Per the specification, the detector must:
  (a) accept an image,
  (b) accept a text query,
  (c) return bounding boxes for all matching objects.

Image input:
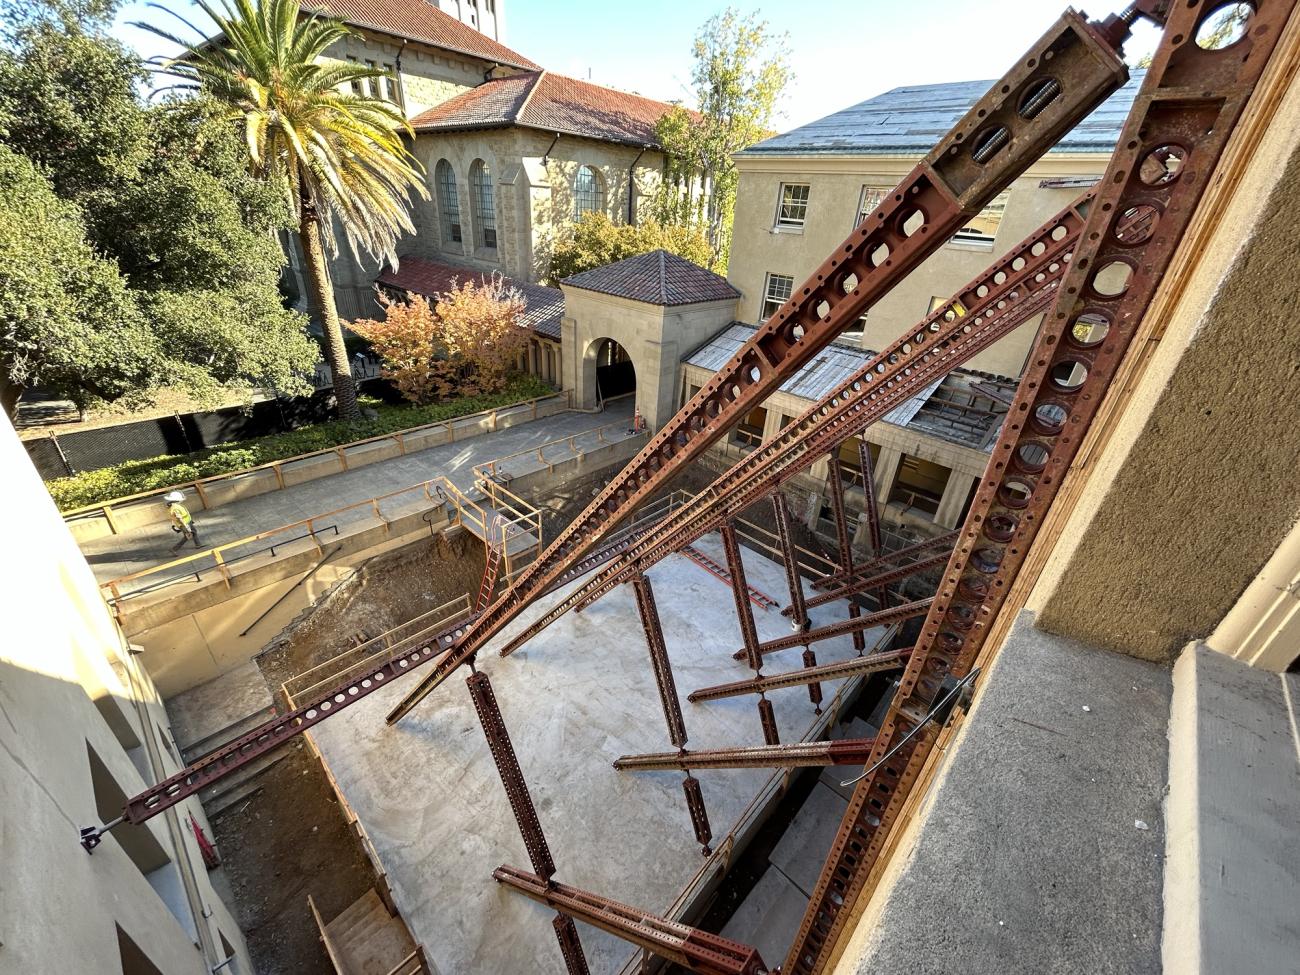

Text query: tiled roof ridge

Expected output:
[658,249,668,304]
[514,69,545,122]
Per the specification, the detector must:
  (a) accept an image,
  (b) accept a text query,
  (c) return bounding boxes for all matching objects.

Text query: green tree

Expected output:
[0,16,318,418]
[146,0,428,422]
[548,212,713,283]
[651,8,792,270]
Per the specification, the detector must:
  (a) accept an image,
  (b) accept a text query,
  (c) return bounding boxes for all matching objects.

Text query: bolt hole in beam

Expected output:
[1070,311,1111,346]
[1115,204,1160,244]
[1139,143,1188,185]
[1090,260,1133,297]
[1196,1,1256,50]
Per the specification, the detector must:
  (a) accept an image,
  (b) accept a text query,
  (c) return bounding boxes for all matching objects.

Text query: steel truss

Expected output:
[386,11,1131,722]
[783,4,1296,971]
[690,649,912,704]
[614,737,880,772]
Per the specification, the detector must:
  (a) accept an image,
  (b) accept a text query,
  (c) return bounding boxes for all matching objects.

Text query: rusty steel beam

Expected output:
[690,648,912,703]
[386,15,1131,723]
[803,648,823,713]
[826,455,867,653]
[632,573,688,750]
[682,774,713,855]
[772,493,810,630]
[805,550,953,611]
[505,216,1077,657]
[721,522,763,672]
[467,671,556,881]
[808,531,960,594]
[494,866,769,975]
[615,737,880,772]
[857,440,888,608]
[732,599,932,660]
[552,915,590,975]
[758,697,780,746]
[784,6,1296,971]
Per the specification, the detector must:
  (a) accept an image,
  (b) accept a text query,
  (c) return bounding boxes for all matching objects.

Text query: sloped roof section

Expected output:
[740,72,1144,157]
[411,70,676,147]
[301,0,539,70]
[376,256,563,339]
[561,251,740,307]
[685,323,940,428]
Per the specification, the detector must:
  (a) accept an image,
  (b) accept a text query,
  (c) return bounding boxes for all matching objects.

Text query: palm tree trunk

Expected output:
[298,204,361,423]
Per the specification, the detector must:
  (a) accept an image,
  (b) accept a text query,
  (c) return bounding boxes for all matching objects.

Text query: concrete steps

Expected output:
[181,705,278,764]
[199,744,293,818]
[323,889,420,975]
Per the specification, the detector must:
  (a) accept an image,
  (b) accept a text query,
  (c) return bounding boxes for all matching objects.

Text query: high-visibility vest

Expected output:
[168,503,193,529]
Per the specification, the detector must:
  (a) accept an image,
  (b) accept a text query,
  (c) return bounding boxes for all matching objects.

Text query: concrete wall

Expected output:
[563,289,737,428]
[728,154,1108,377]
[0,414,251,974]
[1028,76,1300,667]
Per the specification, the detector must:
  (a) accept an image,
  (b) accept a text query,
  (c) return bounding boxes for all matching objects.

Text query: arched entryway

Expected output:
[589,337,636,401]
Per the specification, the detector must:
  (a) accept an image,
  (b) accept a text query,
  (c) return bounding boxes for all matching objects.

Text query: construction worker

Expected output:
[165,491,202,550]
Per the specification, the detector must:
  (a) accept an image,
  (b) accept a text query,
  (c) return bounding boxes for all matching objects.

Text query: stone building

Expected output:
[281,0,679,323]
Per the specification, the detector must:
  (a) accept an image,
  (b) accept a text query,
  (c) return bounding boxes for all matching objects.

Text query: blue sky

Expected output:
[111,0,1160,129]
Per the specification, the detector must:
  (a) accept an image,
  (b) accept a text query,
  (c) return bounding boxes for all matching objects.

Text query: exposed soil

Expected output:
[209,743,376,975]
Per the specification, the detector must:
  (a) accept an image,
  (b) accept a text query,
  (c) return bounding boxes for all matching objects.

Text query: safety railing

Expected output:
[281,594,473,708]
[471,416,649,485]
[62,390,572,535]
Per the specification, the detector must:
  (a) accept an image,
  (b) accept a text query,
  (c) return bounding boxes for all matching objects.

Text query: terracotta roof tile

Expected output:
[376,256,563,339]
[411,70,676,147]
[301,0,539,70]
[562,250,739,307]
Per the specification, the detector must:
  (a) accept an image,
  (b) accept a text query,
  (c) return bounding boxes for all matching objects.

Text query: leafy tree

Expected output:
[146,0,428,422]
[651,8,792,270]
[353,278,528,403]
[548,211,713,283]
[0,16,318,418]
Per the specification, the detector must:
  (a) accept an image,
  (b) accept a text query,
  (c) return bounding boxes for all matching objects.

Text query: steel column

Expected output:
[784,7,1295,969]
[809,532,959,593]
[827,455,866,652]
[772,493,810,630]
[632,573,687,750]
[857,439,887,607]
[805,550,953,611]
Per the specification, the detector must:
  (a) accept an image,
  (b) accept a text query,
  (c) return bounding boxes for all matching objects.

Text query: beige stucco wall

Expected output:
[728,154,1109,377]
[0,413,251,974]
[1027,76,1300,667]
[562,288,736,428]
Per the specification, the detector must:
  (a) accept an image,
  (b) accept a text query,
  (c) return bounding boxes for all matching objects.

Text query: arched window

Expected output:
[573,165,606,218]
[469,159,496,250]
[434,159,461,245]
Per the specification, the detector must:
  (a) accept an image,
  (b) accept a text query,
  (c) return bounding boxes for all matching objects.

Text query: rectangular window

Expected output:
[732,405,767,451]
[888,454,950,518]
[775,183,810,230]
[856,185,887,228]
[762,272,794,320]
[363,59,378,98]
[381,63,400,106]
[346,56,362,95]
[952,189,1009,245]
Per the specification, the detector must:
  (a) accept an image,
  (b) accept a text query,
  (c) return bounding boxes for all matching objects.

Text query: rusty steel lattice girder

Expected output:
[804,549,954,612]
[733,598,933,660]
[690,648,913,704]
[467,671,556,882]
[807,531,960,595]
[384,14,1132,723]
[494,866,769,975]
[720,522,764,673]
[772,493,811,630]
[783,4,1298,972]
[552,915,590,975]
[632,573,689,750]
[614,737,881,773]
[502,195,1088,653]
[682,773,713,855]
[826,454,868,653]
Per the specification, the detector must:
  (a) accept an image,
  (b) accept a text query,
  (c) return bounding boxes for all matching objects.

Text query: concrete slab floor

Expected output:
[308,531,891,975]
[721,866,809,968]
[164,660,273,751]
[80,400,634,584]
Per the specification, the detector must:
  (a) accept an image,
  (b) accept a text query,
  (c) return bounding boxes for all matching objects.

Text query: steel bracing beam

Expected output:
[731,598,932,660]
[807,531,959,595]
[385,14,1132,722]
[772,493,810,630]
[632,573,688,749]
[467,670,590,974]
[827,454,868,653]
[494,866,769,975]
[690,648,912,703]
[783,6,1296,971]
[804,550,953,612]
[614,737,880,772]
[489,198,1083,659]
[857,439,886,607]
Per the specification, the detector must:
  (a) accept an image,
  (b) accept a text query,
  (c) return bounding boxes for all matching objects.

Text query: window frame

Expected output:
[761,272,794,320]
[855,184,888,230]
[774,182,811,231]
[950,188,1010,247]
[469,158,497,252]
[573,165,606,219]
[435,159,462,246]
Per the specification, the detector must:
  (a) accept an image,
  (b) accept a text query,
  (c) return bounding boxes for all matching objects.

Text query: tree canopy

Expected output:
[650,7,792,270]
[0,11,318,417]
[548,212,713,284]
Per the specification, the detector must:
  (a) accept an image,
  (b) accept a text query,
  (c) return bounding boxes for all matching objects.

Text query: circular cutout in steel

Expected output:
[1016,442,1050,472]
[1115,203,1159,245]
[1139,144,1187,186]
[1090,260,1133,297]
[1070,311,1110,347]
[1196,2,1253,50]
[1049,359,1088,391]
[999,478,1034,509]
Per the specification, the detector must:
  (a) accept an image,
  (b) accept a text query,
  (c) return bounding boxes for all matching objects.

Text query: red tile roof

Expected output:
[376,256,563,338]
[411,70,677,147]
[561,250,739,307]
[301,0,539,70]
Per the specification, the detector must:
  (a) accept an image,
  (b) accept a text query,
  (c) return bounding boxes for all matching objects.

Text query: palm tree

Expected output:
[143,0,427,421]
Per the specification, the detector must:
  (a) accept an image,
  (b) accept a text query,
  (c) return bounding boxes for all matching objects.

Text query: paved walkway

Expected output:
[82,400,635,585]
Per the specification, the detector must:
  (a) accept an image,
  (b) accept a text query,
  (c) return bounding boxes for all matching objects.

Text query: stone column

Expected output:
[934,470,978,529]
[872,447,904,502]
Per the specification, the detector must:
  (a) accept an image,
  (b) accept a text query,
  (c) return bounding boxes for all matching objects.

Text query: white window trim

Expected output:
[761,272,794,320]
[773,183,810,234]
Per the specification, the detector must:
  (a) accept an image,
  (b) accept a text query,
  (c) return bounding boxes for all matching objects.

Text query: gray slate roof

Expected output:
[741,72,1145,157]
[562,250,740,306]
[684,323,939,427]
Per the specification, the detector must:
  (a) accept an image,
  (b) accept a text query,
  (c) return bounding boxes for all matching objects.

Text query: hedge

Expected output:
[49,376,554,512]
